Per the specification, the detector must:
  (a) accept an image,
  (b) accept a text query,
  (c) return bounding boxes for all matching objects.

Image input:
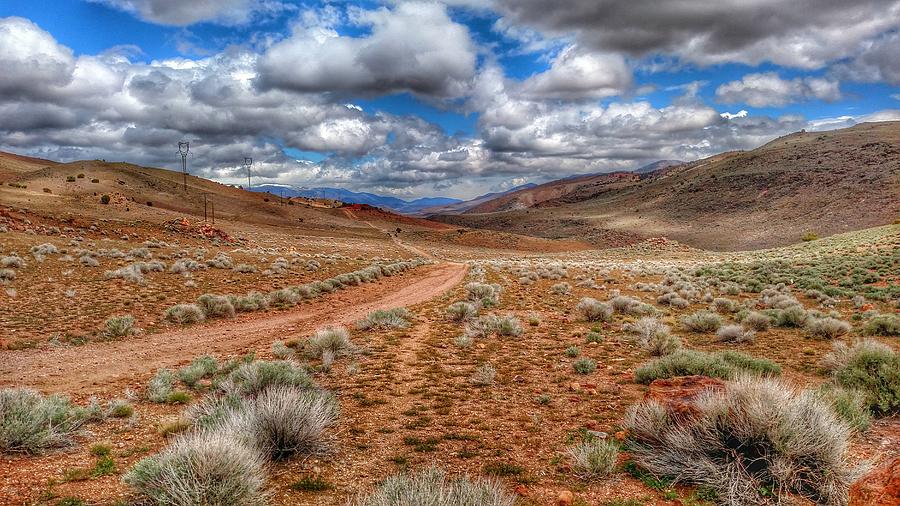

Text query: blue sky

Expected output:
[1,0,898,199]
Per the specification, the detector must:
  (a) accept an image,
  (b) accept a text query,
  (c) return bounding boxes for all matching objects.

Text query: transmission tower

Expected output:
[178,141,190,191]
[243,157,253,190]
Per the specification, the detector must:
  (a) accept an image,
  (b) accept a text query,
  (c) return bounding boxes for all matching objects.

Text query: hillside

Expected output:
[432,122,900,250]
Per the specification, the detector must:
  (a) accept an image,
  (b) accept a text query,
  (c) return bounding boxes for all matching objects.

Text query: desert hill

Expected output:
[432,121,900,250]
[0,151,585,253]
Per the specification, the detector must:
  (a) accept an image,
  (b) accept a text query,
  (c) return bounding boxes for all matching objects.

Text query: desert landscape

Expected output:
[1,2,899,506]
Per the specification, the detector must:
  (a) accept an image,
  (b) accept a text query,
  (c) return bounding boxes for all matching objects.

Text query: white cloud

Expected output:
[720,110,748,119]
[492,0,900,70]
[256,2,477,98]
[715,72,841,107]
[521,45,632,99]
[0,17,75,97]
[90,0,291,26]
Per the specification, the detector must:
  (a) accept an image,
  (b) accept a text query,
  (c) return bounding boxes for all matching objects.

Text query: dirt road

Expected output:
[0,262,467,395]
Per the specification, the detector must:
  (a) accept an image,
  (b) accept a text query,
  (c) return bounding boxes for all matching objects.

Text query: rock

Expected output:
[514,484,528,496]
[850,457,900,505]
[556,490,574,506]
[645,375,725,418]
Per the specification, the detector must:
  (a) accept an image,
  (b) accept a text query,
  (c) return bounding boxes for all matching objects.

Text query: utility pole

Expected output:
[178,141,190,191]
[243,157,252,190]
[201,192,212,222]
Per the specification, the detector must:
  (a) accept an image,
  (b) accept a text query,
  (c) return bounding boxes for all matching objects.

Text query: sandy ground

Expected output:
[0,262,467,395]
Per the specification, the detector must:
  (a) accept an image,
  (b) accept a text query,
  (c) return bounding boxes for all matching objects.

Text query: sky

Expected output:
[0,0,898,200]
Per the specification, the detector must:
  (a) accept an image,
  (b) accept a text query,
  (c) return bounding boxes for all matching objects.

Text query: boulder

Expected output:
[850,457,900,505]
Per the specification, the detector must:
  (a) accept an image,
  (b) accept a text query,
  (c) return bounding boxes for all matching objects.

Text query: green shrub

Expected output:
[465,282,500,307]
[357,308,411,330]
[573,358,597,375]
[825,340,899,415]
[775,305,808,327]
[585,331,603,344]
[634,349,780,384]
[861,314,900,336]
[178,355,219,388]
[221,360,314,397]
[681,311,722,332]
[164,304,205,325]
[494,315,523,337]
[124,431,268,505]
[352,466,515,506]
[806,317,851,339]
[305,326,353,360]
[103,315,135,338]
[225,386,338,460]
[625,376,855,505]
[446,302,478,322]
[470,363,496,386]
[816,385,871,433]
[196,294,236,319]
[147,369,176,403]
[106,399,134,418]
[575,298,613,322]
[741,311,772,331]
[0,389,97,454]
[568,438,618,480]
[100,194,110,204]
[715,324,755,343]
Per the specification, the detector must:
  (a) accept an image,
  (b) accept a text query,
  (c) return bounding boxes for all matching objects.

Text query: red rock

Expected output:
[850,457,900,505]
[514,484,528,496]
[644,375,725,418]
[556,490,574,506]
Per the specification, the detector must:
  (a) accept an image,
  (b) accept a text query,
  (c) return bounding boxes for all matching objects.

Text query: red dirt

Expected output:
[0,262,467,395]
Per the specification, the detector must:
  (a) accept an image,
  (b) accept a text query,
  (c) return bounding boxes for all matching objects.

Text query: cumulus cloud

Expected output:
[256,2,476,97]
[715,72,842,107]
[90,0,291,26]
[836,31,900,85]
[0,17,75,97]
[1,5,897,200]
[493,0,900,69]
[521,45,632,99]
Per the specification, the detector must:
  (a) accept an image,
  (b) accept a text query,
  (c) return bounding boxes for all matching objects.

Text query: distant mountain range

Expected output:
[249,185,462,214]
[416,182,539,215]
[251,162,679,216]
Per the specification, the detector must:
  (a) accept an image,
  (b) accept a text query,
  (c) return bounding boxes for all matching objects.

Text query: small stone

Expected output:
[514,484,528,496]
[557,490,574,506]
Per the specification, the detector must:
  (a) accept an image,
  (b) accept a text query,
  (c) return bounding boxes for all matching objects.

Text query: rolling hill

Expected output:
[431,122,900,250]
